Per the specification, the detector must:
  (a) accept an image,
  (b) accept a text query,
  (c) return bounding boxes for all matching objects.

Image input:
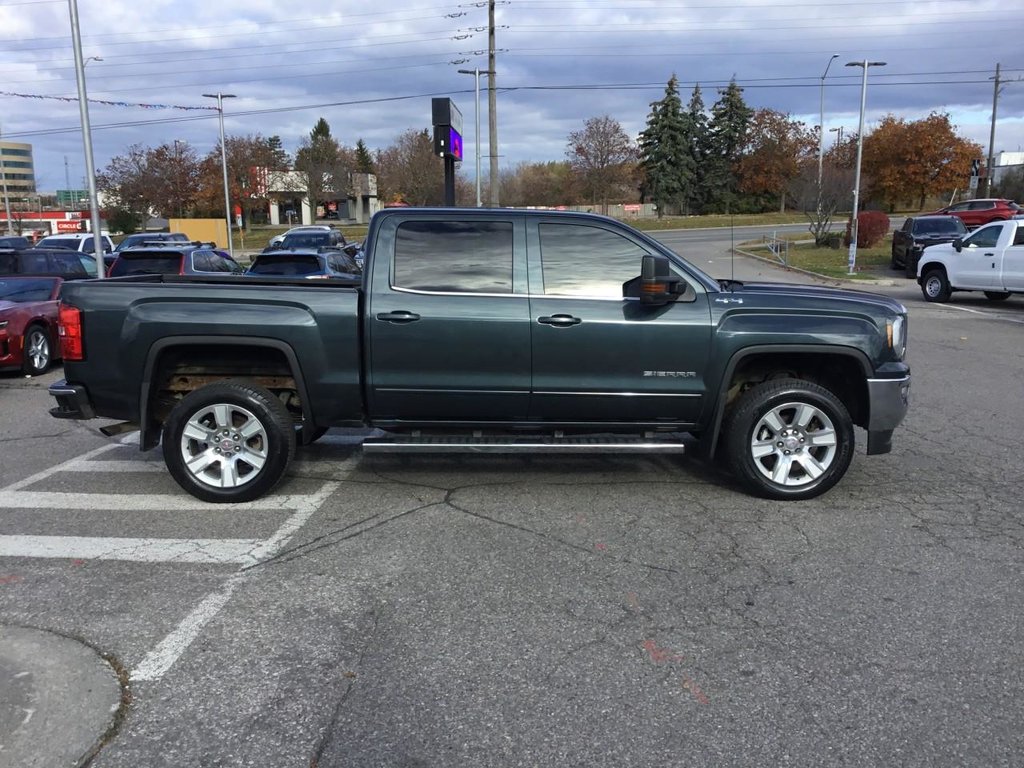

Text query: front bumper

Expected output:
[48,379,95,420]
[865,372,911,455]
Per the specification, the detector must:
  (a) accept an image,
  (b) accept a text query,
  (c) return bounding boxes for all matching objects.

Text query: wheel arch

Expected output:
[702,345,871,459]
[139,336,311,451]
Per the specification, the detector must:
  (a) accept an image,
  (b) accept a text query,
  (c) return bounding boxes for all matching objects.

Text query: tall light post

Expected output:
[0,123,12,235]
[84,55,102,66]
[845,60,885,274]
[829,126,844,146]
[202,93,236,258]
[817,54,839,206]
[458,68,493,207]
[68,0,105,278]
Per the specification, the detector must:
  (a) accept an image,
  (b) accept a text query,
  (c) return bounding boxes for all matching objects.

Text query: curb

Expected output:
[732,247,900,287]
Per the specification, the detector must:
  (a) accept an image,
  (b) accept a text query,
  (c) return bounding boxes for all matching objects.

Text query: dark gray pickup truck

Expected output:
[49,208,910,503]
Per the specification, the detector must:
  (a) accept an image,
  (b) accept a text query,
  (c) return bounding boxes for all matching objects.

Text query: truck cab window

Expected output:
[393,221,513,294]
[538,223,649,298]
[963,226,1001,249]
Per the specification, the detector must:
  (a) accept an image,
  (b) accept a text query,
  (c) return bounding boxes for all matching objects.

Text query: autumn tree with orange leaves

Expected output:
[862,113,981,210]
[735,108,816,212]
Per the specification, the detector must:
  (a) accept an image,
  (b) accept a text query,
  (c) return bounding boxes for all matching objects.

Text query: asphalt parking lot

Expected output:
[1,254,1023,767]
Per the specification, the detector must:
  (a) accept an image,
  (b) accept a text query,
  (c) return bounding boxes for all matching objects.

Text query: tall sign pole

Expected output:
[68,0,106,277]
[432,98,464,206]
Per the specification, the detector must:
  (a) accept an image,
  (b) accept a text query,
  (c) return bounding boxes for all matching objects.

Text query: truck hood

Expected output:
[715,280,906,315]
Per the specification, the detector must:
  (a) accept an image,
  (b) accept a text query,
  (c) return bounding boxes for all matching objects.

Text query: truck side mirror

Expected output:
[637,254,680,306]
[953,238,963,252]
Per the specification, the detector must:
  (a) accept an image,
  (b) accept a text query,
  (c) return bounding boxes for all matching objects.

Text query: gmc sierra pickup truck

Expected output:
[49,208,911,503]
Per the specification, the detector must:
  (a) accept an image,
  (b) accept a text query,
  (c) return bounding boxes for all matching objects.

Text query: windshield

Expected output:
[35,237,78,250]
[0,278,58,302]
[914,218,965,235]
[279,232,336,249]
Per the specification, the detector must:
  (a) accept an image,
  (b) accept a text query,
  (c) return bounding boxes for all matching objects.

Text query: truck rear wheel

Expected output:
[723,378,855,501]
[163,380,296,503]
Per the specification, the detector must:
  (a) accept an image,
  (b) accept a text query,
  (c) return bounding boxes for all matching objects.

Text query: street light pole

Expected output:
[845,60,886,274]
[202,93,236,258]
[817,54,839,208]
[829,126,844,146]
[68,0,105,278]
[0,123,12,235]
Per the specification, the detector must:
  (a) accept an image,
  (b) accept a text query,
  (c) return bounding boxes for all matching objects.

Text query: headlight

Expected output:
[887,316,907,360]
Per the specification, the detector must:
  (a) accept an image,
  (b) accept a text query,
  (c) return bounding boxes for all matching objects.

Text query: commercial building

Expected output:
[0,140,36,196]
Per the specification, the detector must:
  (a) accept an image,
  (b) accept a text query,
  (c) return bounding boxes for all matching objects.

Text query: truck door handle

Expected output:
[537,314,581,327]
[376,311,421,323]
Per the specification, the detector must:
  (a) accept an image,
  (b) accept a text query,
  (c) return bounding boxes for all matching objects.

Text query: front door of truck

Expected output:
[956,224,1003,289]
[527,220,712,426]
[367,216,531,422]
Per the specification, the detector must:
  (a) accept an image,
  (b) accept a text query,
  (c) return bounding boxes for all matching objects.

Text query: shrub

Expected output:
[842,210,891,249]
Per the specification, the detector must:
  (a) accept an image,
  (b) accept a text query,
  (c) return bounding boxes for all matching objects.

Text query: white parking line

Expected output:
[0,535,263,564]
[0,490,309,511]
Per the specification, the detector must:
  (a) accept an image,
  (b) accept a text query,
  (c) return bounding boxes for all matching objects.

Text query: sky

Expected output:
[1,0,1023,194]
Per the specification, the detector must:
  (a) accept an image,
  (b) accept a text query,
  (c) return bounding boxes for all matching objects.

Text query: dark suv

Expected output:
[108,243,244,277]
[891,215,969,277]
[0,247,90,280]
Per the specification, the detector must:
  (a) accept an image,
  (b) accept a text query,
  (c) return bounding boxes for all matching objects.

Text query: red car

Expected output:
[929,198,1021,229]
[0,276,62,376]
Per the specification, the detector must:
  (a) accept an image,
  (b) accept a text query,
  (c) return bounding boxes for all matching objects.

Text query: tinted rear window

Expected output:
[110,253,184,276]
[35,237,78,250]
[279,232,336,249]
[248,256,322,275]
[0,278,58,301]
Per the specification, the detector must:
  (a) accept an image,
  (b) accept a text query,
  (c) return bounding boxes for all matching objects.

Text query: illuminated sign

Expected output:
[433,124,464,161]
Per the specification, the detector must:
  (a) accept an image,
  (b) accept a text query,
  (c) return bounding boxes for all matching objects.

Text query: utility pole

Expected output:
[202,93,237,258]
[487,0,499,206]
[981,63,1001,198]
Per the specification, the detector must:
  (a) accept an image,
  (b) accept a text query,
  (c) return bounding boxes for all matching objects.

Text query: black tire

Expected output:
[162,379,296,503]
[722,378,855,501]
[21,325,52,376]
[921,268,951,303]
[984,291,1011,301]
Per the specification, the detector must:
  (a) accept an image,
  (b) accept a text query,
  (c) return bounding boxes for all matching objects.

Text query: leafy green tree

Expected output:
[704,79,753,212]
[686,84,709,214]
[639,75,694,218]
[354,139,375,174]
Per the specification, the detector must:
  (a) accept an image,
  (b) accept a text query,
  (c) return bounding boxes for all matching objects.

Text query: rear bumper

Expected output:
[48,379,95,420]
[865,372,911,455]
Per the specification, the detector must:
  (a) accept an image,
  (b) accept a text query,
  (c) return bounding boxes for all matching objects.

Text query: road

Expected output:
[1,236,1023,767]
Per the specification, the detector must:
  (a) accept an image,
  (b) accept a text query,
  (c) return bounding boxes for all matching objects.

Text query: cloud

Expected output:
[1,0,1021,190]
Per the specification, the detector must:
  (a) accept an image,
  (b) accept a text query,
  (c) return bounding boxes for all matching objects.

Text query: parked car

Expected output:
[108,244,245,277]
[917,218,1024,303]
[890,215,968,277]
[245,249,361,280]
[0,247,90,280]
[928,199,1021,229]
[266,225,335,249]
[263,229,347,253]
[113,232,190,253]
[0,236,32,249]
[0,275,62,375]
[35,233,115,256]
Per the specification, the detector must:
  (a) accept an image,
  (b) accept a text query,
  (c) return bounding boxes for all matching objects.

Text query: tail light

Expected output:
[58,303,84,361]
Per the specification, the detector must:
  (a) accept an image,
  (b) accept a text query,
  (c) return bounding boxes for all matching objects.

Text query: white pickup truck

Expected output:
[918,218,1024,303]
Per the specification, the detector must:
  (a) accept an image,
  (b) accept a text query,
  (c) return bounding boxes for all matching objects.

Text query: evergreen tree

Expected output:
[266,135,290,169]
[705,79,753,212]
[638,74,693,218]
[354,139,375,174]
[686,84,710,214]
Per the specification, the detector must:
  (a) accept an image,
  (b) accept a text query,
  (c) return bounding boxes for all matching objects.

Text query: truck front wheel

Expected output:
[723,379,855,501]
[163,380,296,503]
[921,268,951,303]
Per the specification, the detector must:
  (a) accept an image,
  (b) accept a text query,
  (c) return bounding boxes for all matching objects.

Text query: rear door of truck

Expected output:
[364,212,531,422]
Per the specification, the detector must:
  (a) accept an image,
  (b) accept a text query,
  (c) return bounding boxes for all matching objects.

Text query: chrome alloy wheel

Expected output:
[25,328,50,373]
[179,403,268,489]
[749,401,838,488]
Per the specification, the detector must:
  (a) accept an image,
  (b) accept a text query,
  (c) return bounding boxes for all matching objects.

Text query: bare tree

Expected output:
[790,160,855,246]
[374,129,445,206]
[293,118,351,221]
[567,116,637,213]
[146,141,201,219]
[96,144,161,224]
